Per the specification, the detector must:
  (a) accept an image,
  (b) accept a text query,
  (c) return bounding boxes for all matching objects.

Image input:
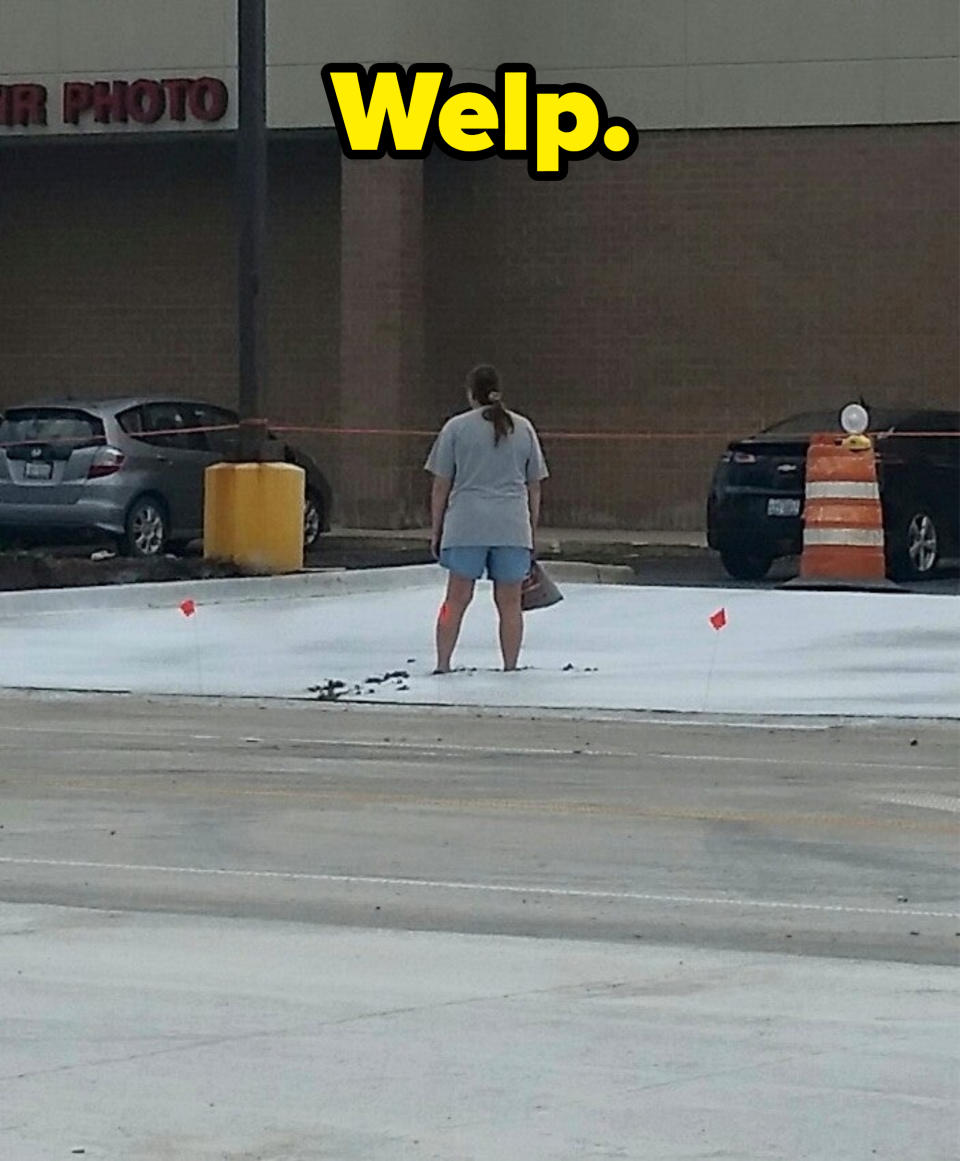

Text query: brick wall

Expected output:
[0,134,339,428]
[1,124,956,532]
[424,123,959,529]
[338,158,427,527]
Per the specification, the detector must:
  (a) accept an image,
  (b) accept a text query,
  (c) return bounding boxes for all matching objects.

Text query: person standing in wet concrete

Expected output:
[425,364,549,673]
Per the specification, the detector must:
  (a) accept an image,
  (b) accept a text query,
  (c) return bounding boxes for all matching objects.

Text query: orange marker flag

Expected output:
[709,607,727,631]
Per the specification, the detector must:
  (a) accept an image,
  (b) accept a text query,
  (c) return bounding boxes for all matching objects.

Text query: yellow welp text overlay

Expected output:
[321,63,638,181]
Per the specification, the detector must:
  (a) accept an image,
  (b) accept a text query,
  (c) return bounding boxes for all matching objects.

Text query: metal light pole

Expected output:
[205,0,302,572]
[237,0,267,461]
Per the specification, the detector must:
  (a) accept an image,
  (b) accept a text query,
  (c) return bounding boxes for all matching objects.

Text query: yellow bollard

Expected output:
[204,461,305,573]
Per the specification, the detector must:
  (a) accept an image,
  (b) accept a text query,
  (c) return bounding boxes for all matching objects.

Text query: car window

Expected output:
[895,412,960,433]
[116,406,145,436]
[761,412,841,435]
[762,409,906,436]
[0,407,104,449]
[191,404,239,454]
[138,402,207,451]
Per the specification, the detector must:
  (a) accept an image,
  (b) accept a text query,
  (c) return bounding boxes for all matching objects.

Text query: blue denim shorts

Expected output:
[439,546,533,584]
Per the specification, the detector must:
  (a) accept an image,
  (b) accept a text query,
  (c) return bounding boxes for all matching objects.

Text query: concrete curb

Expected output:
[0,564,436,617]
[0,560,635,617]
[329,526,709,549]
[546,561,635,585]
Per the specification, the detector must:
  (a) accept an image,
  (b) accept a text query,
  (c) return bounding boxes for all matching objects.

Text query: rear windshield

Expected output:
[762,410,904,435]
[0,408,105,448]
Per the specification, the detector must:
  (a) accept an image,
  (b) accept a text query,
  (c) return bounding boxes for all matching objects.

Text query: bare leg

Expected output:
[435,573,475,673]
[493,580,524,671]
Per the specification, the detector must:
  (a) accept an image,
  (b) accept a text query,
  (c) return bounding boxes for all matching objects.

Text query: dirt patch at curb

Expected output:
[0,542,435,591]
[0,538,712,592]
[0,553,251,592]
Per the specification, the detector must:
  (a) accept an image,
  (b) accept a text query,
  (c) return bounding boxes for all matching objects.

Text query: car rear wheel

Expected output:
[123,496,169,558]
[719,546,774,581]
[887,507,940,581]
[303,489,323,551]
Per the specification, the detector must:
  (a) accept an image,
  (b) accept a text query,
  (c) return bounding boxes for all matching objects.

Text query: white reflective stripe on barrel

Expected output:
[805,481,880,500]
[804,528,884,547]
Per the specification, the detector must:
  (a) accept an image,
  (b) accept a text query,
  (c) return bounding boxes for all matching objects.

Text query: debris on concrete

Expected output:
[311,669,415,701]
[309,679,350,701]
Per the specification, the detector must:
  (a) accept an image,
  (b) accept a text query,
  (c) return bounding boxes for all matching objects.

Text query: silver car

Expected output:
[0,397,332,557]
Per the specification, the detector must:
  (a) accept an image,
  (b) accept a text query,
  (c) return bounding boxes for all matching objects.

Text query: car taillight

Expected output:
[732,451,757,464]
[88,447,125,478]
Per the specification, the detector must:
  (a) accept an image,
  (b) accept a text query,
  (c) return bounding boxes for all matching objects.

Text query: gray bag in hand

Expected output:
[521,561,563,611]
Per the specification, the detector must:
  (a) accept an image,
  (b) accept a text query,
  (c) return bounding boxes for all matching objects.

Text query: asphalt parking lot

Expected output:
[1,695,957,1159]
[604,548,960,595]
[2,696,956,961]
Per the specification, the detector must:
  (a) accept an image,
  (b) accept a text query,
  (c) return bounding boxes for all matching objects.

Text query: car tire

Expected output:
[719,546,774,581]
[122,495,169,559]
[303,488,323,552]
[886,505,940,581]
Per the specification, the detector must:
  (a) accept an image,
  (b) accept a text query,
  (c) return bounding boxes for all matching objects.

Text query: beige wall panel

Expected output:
[0,0,956,132]
[269,0,502,68]
[687,0,884,63]
[503,0,685,68]
[269,64,497,130]
[268,64,332,130]
[57,0,232,72]
[0,0,60,73]
[881,0,960,58]
[687,60,885,128]
[538,66,687,130]
[883,56,960,122]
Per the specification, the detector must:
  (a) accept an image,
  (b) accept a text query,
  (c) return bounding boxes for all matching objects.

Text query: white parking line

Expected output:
[0,723,621,759]
[1,856,956,920]
[879,794,960,814]
[650,753,955,773]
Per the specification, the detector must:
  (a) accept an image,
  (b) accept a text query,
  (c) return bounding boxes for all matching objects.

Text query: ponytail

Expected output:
[483,399,513,446]
[467,364,514,446]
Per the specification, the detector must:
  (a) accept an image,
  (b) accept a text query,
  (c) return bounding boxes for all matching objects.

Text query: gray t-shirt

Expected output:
[425,409,549,549]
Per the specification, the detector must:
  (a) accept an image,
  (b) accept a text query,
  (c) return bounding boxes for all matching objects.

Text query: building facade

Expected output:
[1,0,957,528]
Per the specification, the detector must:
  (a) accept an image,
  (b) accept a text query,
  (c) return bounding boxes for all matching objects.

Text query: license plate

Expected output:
[24,461,53,480]
[767,497,800,517]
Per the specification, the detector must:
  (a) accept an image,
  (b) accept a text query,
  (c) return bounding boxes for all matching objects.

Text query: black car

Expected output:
[707,407,960,581]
